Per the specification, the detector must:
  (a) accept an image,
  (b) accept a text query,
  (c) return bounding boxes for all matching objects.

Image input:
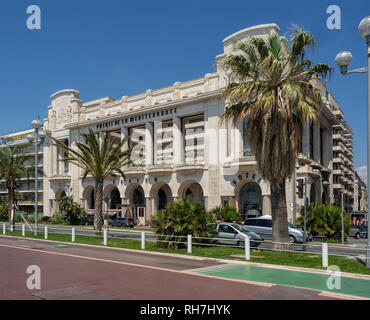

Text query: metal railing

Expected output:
[2,223,368,268]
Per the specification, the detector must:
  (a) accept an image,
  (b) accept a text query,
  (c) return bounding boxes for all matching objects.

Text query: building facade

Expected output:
[0,129,44,213]
[354,171,368,213]
[41,23,363,225]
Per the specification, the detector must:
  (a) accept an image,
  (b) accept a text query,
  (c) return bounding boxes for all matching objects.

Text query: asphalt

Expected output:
[1,236,369,300]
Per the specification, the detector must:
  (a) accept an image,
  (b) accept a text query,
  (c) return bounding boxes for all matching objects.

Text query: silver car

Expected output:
[215,222,263,247]
[244,216,312,243]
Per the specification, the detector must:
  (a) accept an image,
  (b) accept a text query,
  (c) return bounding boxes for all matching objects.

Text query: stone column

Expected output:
[173,116,182,164]
[263,196,272,215]
[145,122,153,166]
[121,126,128,151]
[145,197,152,226]
[302,122,310,156]
[52,144,58,175]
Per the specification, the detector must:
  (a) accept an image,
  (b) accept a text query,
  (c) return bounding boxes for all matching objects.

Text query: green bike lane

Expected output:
[189,264,370,299]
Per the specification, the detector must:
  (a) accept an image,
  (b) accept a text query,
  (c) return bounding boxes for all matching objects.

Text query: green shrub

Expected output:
[14,211,25,223]
[0,213,8,222]
[51,213,66,225]
[152,198,216,249]
[28,214,43,224]
[209,206,242,223]
[297,202,351,240]
[58,196,86,225]
[0,196,8,221]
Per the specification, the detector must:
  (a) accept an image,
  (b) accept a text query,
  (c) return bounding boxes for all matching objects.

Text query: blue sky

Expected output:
[0,0,369,168]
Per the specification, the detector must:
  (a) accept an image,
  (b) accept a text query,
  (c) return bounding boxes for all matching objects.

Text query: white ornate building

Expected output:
[42,23,353,225]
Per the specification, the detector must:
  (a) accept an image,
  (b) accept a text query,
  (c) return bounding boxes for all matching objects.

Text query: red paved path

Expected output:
[0,238,342,300]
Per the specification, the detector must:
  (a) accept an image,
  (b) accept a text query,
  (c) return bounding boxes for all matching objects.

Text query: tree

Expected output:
[0,147,35,227]
[52,128,132,233]
[58,196,87,225]
[152,198,216,249]
[297,202,351,240]
[219,27,332,248]
[209,206,242,224]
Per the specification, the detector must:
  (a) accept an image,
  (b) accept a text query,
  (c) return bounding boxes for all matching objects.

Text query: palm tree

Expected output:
[52,128,132,232]
[219,27,332,247]
[0,147,34,227]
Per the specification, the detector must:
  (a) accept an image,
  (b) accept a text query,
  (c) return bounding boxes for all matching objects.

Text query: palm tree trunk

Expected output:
[271,182,291,250]
[94,180,104,233]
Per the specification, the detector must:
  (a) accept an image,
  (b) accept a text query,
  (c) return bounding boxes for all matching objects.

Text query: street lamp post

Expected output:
[26,119,45,237]
[335,16,370,268]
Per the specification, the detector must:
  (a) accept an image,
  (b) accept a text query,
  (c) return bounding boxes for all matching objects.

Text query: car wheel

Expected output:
[289,235,296,243]
[356,233,360,240]
[237,241,245,248]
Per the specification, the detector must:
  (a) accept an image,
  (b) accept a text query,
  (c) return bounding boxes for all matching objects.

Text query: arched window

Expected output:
[110,188,121,209]
[132,188,145,205]
[239,182,262,219]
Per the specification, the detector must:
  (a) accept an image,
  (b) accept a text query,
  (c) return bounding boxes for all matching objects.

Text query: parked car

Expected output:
[356,225,368,239]
[244,216,313,243]
[109,217,134,228]
[213,222,263,248]
[349,225,368,239]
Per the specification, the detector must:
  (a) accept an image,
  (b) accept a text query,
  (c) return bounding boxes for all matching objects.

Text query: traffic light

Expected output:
[297,179,304,199]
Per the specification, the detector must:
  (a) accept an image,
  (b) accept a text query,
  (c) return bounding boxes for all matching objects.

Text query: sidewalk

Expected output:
[189,263,370,299]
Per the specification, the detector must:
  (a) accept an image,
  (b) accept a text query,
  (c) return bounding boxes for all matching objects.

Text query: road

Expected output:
[2,236,365,301]
[12,224,368,259]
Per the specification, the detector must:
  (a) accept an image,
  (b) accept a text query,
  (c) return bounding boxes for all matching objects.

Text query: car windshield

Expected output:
[230,224,252,233]
[288,223,300,229]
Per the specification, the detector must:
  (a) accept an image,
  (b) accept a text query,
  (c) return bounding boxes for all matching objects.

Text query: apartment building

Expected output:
[0,129,44,213]
[354,170,368,213]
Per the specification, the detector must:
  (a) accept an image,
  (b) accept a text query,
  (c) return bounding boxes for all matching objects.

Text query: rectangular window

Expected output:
[183,115,204,164]
[154,120,174,165]
[107,130,122,148]
[128,126,146,167]
[57,139,69,174]
[309,123,314,159]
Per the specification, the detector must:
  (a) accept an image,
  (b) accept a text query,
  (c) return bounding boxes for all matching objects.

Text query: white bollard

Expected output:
[3,223,6,235]
[72,228,75,243]
[22,224,26,237]
[104,230,108,246]
[187,235,192,254]
[322,243,328,268]
[245,236,251,261]
[45,226,48,240]
[141,232,146,250]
